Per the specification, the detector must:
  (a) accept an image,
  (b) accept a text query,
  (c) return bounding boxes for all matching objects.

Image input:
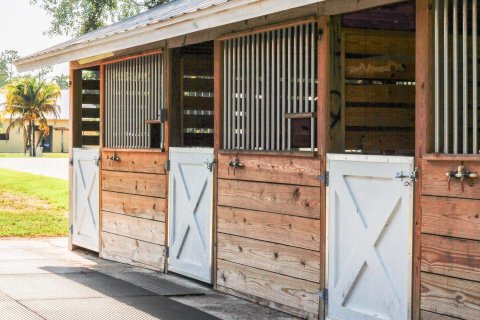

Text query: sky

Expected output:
[0,0,70,76]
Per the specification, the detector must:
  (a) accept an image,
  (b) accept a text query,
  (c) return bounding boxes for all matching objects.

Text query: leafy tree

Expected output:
[53,74,70,89]
[31,0,171,37]
[1,77,61,156]
[0,50,20,88]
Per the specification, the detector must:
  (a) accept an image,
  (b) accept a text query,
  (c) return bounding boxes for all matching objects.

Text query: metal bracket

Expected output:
[165,160,171,172]
[205,159,216,172]
[159,109,168,123]
[318,288,328,304]
[165,247,169,258]
[395,167,418,187]
[318,171,329,186]
[69,225,73,234]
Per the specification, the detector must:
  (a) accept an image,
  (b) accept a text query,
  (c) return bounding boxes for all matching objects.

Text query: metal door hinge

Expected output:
[319,288,328,304]
[165,160,171,172]
[165,247,169,258]
[318,171,329,186]
[69,225,73,234]
[69,158,73,166]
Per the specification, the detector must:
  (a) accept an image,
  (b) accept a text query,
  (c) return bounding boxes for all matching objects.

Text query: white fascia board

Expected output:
[15,0,325,72]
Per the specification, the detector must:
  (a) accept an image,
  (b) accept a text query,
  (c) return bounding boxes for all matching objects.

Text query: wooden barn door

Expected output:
[168,147,214,283]
[72,148,100,252]
[326,154,414,320]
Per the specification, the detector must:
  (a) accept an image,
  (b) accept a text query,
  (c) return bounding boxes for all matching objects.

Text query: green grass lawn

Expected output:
[0,153,69,158]
[0,169,68,237]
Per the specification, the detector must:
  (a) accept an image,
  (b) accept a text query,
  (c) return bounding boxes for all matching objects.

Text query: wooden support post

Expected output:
[317,15,330,320]
[415,1,434,319]
[68,65,83,251]
[213,39,224,289]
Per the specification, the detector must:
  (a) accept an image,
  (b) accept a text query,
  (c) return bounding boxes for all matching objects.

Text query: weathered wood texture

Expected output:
[218,179,321,219]
[217,260,319,316]
[216,154,321,317]
[100,150,167,272]
[421,158,480,319]
[101,150,167,174]
[343,28,415,155]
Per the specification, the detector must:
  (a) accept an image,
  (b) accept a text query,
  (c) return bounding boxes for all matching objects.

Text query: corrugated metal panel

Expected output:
[19,0,229,61]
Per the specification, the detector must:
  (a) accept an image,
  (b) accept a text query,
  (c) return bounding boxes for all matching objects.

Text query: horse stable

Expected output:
[14,0,480,319]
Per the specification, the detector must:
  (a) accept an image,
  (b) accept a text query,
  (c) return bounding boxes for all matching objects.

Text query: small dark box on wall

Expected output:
[290,118,313,149]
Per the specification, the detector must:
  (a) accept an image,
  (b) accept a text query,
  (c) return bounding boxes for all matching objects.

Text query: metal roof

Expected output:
[15,0,330,71]
[19,0,229,61]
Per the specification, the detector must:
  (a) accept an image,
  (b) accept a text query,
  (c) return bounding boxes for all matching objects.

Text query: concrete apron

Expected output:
[0,238,294,320]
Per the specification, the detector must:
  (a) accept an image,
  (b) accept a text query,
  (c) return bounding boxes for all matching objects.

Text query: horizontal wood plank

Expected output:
[101,150,167,174]
[82,135,99,146]
[420,310,459,320]
[183,96,214,111]
[346,129,414,153]
[346,84,415,105]
[344,28,415,56]
[102,211,165,245]
[345,57,415,80]
[422,160,480,199]
[101,232,165,270]
[217,260,319,315]
[82,94,100,105]
[217,206,320,251]
[217,153,321,187]
[101,170,166,198]
[218,179,321,219]
[421,234,480,283]
[102,191,165,221]
[421,272,480,319]
[82,107,100,119]
[82,120,100,132]
[421,196,480,241]
[346,107,415,128]
[217,233,320,282]
[82,80,100,90]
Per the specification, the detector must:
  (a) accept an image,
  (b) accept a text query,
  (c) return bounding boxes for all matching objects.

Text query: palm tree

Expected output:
[1,77,61,156]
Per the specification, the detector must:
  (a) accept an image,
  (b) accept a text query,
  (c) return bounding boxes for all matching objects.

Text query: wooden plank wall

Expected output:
[344,28,415,155]
[215,152,322,319]
[99,149,167,271]
[420,158,480,319]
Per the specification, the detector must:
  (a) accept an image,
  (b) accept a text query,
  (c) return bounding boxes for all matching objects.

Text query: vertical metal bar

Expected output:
[266,31,270,150]
[242,36,246,149]
[299,24,304,113]
[246,36,251,150]
[310,22,315,151]
[453,0,458,154]
[224,41,228,148]
[276,30,281,150]
[463,0,468,153]
[232,39,237,149]
[271,30,276,150]
[282,28,287,150]
[256,34,260,150]
[474,0,478,153]
[444,0,450,153]
[305,24,310,112]
[261,33,266,150]
[236,38,241,149]
[294,25,298,115]
[225,40,232,149]
[435,0,441,152]
[288,27,292,150]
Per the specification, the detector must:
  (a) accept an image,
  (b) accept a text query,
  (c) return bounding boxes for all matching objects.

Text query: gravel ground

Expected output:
[0,158,69,180]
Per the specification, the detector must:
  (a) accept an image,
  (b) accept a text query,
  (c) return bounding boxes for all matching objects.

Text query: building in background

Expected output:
[0,89,69,153]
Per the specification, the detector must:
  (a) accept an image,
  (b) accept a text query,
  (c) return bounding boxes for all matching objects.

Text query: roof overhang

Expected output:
[15,0,407,72]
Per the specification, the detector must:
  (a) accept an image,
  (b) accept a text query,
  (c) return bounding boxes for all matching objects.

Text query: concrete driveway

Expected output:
[0,158,68,180]
[0,238,294,320]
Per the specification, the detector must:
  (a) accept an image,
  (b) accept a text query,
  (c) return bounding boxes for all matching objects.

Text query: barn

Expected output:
[14,0,480,319]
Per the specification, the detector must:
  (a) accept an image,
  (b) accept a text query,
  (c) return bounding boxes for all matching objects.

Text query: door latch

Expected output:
[205,159,216,172]
[94,156,100,167]
[395,167,418,187]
